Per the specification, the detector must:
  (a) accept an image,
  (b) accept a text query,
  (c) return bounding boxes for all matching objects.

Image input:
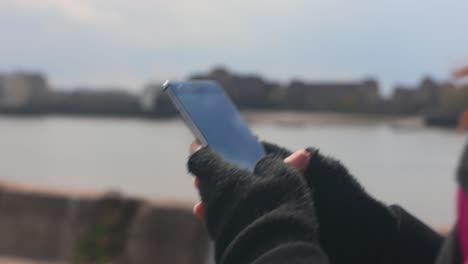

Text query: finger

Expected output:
[284,150,310,173]
[188,147,227,179]
[188,147,245,205]
[193,201,204,220]
[190,139,203,154]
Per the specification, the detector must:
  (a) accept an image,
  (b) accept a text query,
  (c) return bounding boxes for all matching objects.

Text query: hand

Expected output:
[263,142,398,264]
[190,140,310,219]
[187,142,321,263]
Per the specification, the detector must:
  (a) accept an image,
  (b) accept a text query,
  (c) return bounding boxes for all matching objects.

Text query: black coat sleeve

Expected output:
[251,243,329,264]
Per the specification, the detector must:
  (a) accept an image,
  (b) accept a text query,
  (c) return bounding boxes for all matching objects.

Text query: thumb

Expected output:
[284,150,310,173]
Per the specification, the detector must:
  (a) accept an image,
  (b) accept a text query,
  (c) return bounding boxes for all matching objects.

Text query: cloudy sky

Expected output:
[0,0,467,93]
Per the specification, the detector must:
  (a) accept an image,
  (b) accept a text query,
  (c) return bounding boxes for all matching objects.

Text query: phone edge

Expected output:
[163,80,209,146]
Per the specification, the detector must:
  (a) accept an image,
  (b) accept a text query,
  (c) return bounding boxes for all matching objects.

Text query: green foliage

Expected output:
[75,214,120,264]
[73,197,140,264]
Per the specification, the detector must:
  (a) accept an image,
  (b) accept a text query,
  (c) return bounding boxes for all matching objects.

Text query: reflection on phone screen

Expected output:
[172,82,265,170]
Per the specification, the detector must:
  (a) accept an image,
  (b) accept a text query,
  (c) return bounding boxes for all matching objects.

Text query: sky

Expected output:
[0,0,467,94]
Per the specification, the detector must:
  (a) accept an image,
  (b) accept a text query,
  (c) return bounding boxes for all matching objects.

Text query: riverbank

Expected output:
[0,110,427,128]
[242,111,424,127]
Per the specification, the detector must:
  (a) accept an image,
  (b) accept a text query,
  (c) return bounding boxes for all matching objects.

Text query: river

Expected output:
[0,115,465,227]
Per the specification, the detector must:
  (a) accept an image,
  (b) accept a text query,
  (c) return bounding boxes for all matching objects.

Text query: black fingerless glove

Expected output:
[188,147,328,264]
[263,142,441,264]
[304,148,398,264]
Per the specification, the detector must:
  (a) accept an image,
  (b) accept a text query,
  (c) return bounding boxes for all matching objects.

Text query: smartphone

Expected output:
[163,80,265,171]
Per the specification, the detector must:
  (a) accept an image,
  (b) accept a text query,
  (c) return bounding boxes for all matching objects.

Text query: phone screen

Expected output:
[165,80,265,171]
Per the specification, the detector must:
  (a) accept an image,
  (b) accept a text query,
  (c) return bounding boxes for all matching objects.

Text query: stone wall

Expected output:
[0,182,209,264]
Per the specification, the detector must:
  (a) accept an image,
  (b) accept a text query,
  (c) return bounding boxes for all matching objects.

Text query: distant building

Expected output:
[191,67,277,108]
[0,72,48,109]
[190,67,382,112]
[390,77,450,114]
[49,88,140,114]
[286,79,380,111]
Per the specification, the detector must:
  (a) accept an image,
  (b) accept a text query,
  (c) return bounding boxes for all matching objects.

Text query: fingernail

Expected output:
[193,202,204,220]
[284,150,310,172]
[190,140,203,154]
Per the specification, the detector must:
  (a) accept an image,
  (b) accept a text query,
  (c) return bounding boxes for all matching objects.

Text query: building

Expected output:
[286,79,380,112]
[191,67,277,108]
[390,77,453,114]
[49,88,140,114]
[0,72,48,109]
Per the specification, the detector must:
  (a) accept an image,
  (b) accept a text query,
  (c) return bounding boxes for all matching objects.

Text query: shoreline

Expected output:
[0,110,426,128]
[242,110,424,127]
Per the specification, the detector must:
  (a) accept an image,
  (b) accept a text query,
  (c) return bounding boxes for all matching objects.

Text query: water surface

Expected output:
[0,116,465,226]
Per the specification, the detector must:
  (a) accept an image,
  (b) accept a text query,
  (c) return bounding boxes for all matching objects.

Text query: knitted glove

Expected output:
[263,142,398,264]
[188,146,328,264]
